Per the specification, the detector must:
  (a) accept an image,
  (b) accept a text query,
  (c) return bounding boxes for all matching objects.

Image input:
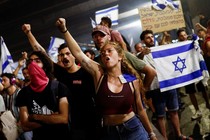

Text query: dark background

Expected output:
[0,0,209,61]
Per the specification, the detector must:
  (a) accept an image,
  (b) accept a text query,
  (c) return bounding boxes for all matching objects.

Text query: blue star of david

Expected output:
[172,56,186,73]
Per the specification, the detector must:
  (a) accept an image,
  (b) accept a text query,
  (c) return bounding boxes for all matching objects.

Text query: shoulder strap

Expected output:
[129,81,138,115]
[96,75,104,94]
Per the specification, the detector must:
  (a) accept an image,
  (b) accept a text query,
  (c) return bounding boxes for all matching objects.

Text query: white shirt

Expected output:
[143,53,160,90]
[0,94,6,112]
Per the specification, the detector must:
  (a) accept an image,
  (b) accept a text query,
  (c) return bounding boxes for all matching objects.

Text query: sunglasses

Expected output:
[28,58,41,63]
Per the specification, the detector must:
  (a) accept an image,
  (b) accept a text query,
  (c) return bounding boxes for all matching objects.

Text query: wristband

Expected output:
[61,29,68,33]
[149,132,156,138]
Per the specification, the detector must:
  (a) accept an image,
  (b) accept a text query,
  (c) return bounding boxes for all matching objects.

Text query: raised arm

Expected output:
[13,52,27,76]
[22,24,46,53]
[55,18,102,78]
[195,23,207,32]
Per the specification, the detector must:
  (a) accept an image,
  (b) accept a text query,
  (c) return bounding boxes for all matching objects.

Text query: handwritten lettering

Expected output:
[139,1,185,33]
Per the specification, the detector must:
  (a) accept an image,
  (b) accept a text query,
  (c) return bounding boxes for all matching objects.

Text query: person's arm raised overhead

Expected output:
[22,24,46,53]
[55,18,102,80]
[13,52,27,77]
[195,23,207,32]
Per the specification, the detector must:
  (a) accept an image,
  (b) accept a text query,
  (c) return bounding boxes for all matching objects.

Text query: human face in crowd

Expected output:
[57,54,64,67]
[92,32,110,50]
[85,52,94,60]
[0,82,3,91]
[59,47,75,69]
[178,31,188,41]
[100,43,122,68]
[100,21,109,28]
[22,68,30,81]
[135,43,143,53]
[28,55,43,68]
[197,30,206,39]
[143,33,155,47]
[1,76,11,89]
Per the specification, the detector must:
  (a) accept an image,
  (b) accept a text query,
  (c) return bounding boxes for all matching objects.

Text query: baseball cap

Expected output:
[92,25,110,36]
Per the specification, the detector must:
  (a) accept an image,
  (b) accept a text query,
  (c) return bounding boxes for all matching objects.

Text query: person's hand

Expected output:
[142,47,151,55]
[22,51,28,60]
[22,24,31,34]
[56,18,67,33]
[195,23,202,29]
[163,31,170,37]
[18,59,26,67]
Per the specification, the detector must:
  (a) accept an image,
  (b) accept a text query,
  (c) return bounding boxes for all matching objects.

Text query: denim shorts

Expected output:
[151,89,179,117]
[101,115,148,140]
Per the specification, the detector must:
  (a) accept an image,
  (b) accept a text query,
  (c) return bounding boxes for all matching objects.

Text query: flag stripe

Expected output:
[95,5,119,25]
[47,37,65,63]
[1,36,14,73]
[200,60,208,70]
[2,60,9,71]
[150,39,209,92]
[112,20,118,25]
[159,70,202,88]
[96,6,118,15]
[7,55,13,60]
[48,37,56,52]
[152,43,194,58]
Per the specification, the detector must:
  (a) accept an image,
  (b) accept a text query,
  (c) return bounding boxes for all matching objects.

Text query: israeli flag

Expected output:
[0,36,14,73]
[95,5,119,26]
[48,37,65,63]
[90,17,97,28]
[151,39,209,92]
[151,0,179,11]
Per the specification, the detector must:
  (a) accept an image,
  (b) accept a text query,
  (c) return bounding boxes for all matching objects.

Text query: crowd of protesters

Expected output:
[0,14,210,140]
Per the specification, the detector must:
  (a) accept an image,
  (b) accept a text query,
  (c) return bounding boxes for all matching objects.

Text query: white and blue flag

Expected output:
[95,5,119,26]
[90,17,97,28]
[151,37,209,92]
[0,36,14,73]
[151,0,179,10]
[48,36,65,63]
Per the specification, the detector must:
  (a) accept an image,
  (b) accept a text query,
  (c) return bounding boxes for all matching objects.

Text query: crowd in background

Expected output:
[0,13,210,140]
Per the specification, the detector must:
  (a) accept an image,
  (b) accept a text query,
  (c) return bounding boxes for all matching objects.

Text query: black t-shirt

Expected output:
[53,64,97,129]
[16,81,70,140]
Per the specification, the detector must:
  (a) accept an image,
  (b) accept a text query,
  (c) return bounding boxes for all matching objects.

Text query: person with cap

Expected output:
[91,24,156,95]
[56,17,158,140]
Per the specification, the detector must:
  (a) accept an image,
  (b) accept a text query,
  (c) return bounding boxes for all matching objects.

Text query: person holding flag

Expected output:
[140,29,193,140]
[176,28,210,120]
